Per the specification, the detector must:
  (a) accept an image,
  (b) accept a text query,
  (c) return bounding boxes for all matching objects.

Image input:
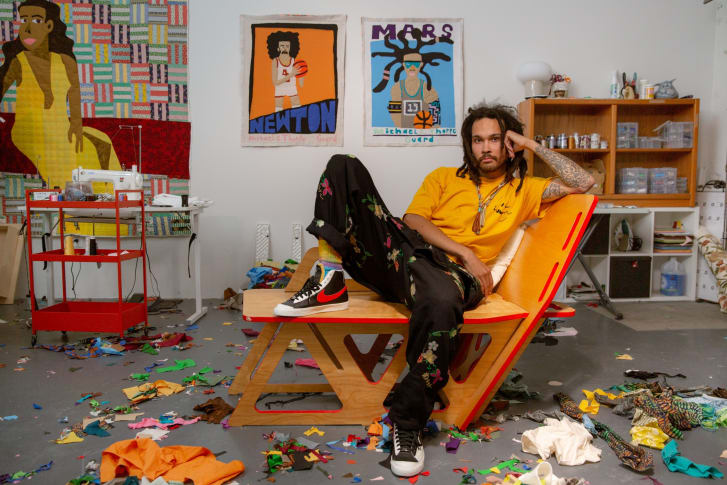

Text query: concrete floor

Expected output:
[0,298,726,484]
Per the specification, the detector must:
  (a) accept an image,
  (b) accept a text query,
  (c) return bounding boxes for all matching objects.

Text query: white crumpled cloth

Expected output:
[521,417,602,466]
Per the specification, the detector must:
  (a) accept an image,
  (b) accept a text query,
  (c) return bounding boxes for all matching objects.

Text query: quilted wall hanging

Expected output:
[241,14,346,146]
[0,0,190,194]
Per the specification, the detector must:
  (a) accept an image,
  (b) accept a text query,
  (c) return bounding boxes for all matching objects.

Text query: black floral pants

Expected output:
[306,155,483,430]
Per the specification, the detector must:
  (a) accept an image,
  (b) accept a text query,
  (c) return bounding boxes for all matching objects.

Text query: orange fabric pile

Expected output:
[100,438,244,485]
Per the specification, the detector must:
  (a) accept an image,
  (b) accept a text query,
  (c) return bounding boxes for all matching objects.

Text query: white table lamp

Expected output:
[516,61,552,99]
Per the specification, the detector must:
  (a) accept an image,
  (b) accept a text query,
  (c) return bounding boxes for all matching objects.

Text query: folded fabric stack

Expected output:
[654,229,693,254]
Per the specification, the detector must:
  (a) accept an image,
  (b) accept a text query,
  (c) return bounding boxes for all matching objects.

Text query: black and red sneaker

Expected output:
[274,263,348,317]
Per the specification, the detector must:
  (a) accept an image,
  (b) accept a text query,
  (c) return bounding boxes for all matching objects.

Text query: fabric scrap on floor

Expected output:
[135,428,170,441]
[517,461,566,485]
[521,417,601,465]
[100,437,244,485]
[592,419,653,472]
[56,431,84,444]
[294,358,320,369]
[122,380,185,404]
[84,420,111,437]
[128,417,199,430]
[624,369,686,380]
[193,397,234,424]
[578,388,625,415]
[156,359,196,373]
[629,425,670,450]
[661,439,724,478]
[553,393,583,421]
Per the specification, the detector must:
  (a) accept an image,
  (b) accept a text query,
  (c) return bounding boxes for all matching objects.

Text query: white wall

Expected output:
[22,0,719,302]
[703,0,727,182]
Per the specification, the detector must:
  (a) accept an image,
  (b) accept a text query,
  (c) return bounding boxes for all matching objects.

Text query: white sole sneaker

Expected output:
[390,447,425,477]
[273,301,349,317]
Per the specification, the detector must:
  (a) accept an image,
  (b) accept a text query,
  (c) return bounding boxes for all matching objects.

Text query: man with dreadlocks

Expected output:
[274,103,594,477]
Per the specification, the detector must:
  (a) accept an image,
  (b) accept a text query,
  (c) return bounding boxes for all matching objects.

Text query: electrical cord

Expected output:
[145,244,161,299]
[125,237,144,302]
[70,260,82,300]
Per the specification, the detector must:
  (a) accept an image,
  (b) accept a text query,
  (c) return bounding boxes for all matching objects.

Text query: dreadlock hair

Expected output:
[266,31,300,59]
[457,103,528,193]
[371,27,453,93]
[0,0,75,96]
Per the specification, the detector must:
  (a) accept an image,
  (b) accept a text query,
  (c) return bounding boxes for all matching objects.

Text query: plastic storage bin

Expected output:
[638,137,662,148]
[648,167,677,194]
[677,177,688,193]
[609,256,651,298]
[617,122,638,148]
[617,167,648,194]
[654,121,693,148]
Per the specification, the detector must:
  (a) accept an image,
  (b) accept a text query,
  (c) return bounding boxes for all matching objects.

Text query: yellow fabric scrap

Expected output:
[222,322,232,326]
[368,422,383,436]
[578,388,625,415]
[489,467,501,474]
[304,452,320,462]
[56,431,84,444]
[261,450,282,456]
[122,380,184,403]
[303,426,324,436]
[287,339,303,351]
[630,425,670,449]
[616,353,633,360]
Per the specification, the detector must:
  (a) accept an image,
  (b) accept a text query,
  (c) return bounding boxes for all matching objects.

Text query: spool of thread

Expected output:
[64,236,75,256]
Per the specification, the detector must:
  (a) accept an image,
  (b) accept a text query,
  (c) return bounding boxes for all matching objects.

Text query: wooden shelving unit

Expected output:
[517,98,699,207]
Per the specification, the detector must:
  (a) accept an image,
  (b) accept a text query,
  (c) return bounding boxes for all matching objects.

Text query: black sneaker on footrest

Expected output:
[273,263,348,317]
[390,423,424,477]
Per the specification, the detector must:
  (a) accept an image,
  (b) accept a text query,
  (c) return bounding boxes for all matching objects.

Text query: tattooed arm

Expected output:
[504,130,595,202]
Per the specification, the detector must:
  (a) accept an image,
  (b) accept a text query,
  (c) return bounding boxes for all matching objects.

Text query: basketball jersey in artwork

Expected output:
[275,57,297,97]
[399,79,424,128]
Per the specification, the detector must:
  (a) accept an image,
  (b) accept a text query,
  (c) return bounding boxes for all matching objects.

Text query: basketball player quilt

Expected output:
[362,18,463,147]
[240,14,345,147]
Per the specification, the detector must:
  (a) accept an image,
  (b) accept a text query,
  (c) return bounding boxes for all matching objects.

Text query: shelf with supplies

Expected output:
[24,188,149,346]
[556,206,698,303]
[518,98,699,207]
[29,248,143,263]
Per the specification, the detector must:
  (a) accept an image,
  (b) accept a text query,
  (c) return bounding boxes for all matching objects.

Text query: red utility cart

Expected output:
[24,189,148,346]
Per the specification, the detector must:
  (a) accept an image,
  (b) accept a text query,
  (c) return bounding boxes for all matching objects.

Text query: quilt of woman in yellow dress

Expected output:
[0,0,121,191]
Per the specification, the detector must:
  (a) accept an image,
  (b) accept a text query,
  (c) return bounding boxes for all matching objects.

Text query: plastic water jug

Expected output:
[660,257,685,296]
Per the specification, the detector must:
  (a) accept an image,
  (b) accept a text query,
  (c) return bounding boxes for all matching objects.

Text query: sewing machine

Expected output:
[71,165,143,200]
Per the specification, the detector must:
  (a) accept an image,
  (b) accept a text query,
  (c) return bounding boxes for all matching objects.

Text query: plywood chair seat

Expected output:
[228,194,596,428]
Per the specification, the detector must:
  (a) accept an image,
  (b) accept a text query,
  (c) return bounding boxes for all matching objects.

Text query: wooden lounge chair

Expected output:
[228,194,596,428]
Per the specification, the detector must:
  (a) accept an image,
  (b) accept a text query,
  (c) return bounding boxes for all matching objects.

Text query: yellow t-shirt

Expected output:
[405,167,552,264]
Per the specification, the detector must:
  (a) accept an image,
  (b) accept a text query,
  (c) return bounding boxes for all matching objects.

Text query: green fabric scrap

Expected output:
[662,440,724,478]
[198,366,212,374]
[448,429,468,440]
[131,373,150,381]
[68,476,99,485]
[267,452,283,471]
[196,374,227,387]
[140,343,159,355]
[156,358,196,373]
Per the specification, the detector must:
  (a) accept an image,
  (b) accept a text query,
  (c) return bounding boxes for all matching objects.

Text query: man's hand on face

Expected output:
[504,130,532,159]
[460,249,494,297]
